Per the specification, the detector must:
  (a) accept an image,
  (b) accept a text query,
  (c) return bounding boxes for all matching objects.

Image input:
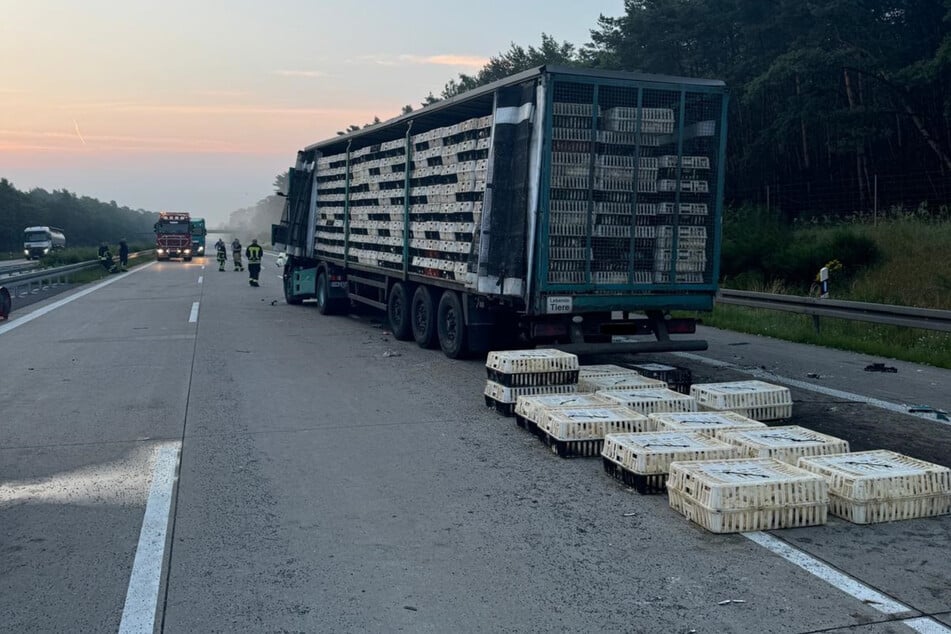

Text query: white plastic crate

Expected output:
[667,458,829,533]
[650,411,768,438]
[484,381,577,416]
[514,393,610,429]
[597,388,697,416]
[797,450,951,524]
[579,374,667,393]
[485,349,580,387]
[720,425,850,465]
[690,380,793,421]
[603,431,740,474]
[539,406,652,458]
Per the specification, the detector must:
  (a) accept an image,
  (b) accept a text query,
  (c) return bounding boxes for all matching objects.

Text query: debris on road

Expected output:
[908,406,950,421]
[717,599,746,605]
[807,372,821,379]
[864,363,897,373]
[383,350,402,358]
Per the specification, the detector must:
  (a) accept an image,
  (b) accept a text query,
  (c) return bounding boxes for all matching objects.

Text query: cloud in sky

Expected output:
[273,69,327,78]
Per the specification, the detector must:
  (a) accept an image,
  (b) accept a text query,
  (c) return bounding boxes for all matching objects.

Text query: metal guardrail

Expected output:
[717,289,951,332]
[0,251,154,316]
[0,261,42,277]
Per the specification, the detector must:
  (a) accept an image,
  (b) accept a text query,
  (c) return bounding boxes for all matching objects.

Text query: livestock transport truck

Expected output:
[273,66,728,358]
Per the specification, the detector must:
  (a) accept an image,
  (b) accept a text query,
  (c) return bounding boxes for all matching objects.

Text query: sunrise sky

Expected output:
[0,0,623,225]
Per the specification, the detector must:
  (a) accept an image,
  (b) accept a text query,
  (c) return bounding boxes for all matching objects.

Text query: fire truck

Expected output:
[154,212,193,261]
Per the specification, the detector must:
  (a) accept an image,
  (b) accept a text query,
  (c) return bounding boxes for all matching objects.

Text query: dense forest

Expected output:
[0,178,158,254]
[4,0,948,254]
[435,0,951,219]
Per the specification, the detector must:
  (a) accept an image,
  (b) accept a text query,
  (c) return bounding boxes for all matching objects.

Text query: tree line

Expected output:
[0,178,158,255]
[5,1,948,250]
[348,1,951,218]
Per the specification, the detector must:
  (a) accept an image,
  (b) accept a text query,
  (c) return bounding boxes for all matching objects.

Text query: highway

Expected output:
[1,253,949,633]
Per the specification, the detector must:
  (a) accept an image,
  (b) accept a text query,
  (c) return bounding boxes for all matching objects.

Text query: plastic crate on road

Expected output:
[797,450,951,524]
[627,363,692,394]
[601,431,740,494]
[720,425,850,465]
[484,381,577,416]
[514,393,610,435]
[667,458,829,533]
[538,406,652,458]
[650,411,767,438]
[597,388,697,416]
[579,373,667,393]
[485,349,579,387]
[690,380,793,420]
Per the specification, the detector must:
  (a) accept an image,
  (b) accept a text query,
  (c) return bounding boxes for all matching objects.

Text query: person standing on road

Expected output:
[118,238,129,271]
[231,238,244,271]
[216,240,228,272]
[246,239,263,286]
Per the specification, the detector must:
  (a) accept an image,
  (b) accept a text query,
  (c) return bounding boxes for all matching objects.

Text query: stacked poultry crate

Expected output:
[666,458,830,533]
[483,349,579,415]
[719,425,850,465]
[597,388,699,417]
[313,114,492,283]
[546,92,715,287]
[691,380,793,421]
[514,393,609,436]
[797,451,951,524]
[649,411,768,438]
[536,404,653,458]
[601,431,739,494]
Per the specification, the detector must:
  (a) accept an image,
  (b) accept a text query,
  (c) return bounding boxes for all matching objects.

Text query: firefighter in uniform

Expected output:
[98,242,118,273]
[231,238,244,271]
[246,239,263,286]
[216,239,227,271]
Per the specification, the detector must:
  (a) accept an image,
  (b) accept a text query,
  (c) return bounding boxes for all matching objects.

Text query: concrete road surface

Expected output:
[1,255,949,633]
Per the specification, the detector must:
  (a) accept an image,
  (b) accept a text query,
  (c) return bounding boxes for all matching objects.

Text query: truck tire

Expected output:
[387,282,413,341]
[411,285,438,348]
[316,271,340,315]
[437,290,468,359]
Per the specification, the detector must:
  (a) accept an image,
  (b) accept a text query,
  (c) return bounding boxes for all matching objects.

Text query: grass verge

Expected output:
[701,304,951,369]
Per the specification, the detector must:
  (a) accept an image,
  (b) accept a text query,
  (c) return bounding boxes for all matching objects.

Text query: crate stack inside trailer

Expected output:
[545,79,720,288]
[312,115,493,284]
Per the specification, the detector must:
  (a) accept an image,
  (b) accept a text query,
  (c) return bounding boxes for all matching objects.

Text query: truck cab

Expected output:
[154,212,193,261]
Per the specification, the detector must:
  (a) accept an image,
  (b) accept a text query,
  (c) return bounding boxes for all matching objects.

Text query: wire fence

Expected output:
[729,171,951,223]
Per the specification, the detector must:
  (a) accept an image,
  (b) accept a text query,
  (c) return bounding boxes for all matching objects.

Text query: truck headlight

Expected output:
[198,246,204,253]
[157,248,165,254]
[24,249,29,256]
[185,249,192,254]
[43,248,50,254]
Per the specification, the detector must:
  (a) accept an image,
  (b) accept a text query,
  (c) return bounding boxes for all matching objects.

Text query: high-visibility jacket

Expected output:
[246,244,263,263]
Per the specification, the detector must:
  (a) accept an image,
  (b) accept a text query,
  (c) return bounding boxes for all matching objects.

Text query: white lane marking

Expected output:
[904,618,951,634]
[197,276,203,284]
[119,443,180,634]
[674,351,950,426]
[0,261,155,336]
[744,532,910,615]
[188,302,199,323]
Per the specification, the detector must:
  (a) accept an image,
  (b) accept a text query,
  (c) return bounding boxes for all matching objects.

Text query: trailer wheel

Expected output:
[316,271,340,315]
[411,285,438,348]
[437,290,468,359]
[387,282,413,341]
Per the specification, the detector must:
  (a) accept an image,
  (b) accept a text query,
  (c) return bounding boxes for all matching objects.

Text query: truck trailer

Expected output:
[154,212,193,261]
[273,65,728,358]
